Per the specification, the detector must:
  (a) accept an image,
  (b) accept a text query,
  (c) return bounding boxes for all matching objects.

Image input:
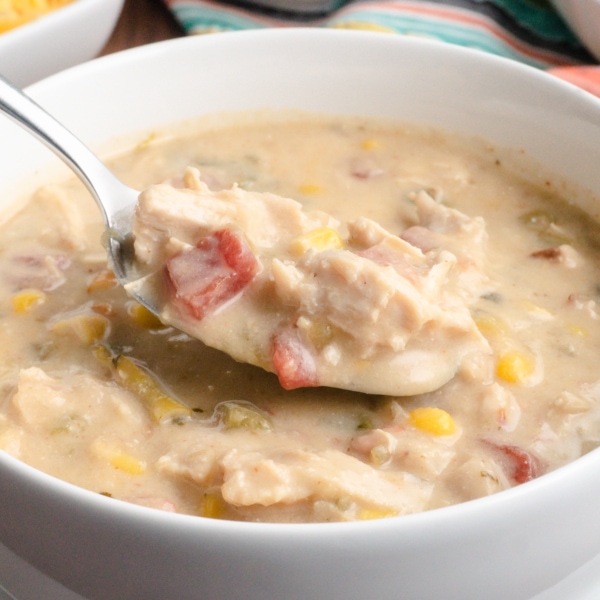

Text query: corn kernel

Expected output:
[298,183,322,195]
[128,301,165,329]
[474,314,507,338]
[290,228,344,256]
[12,289,46,313]
[496,350,535,384]
[202,492,226,519]
[51,313,109,344]
[409,407,457,436]
[91,438,146,475]
[358,507,397,520]
[361,139,381,151]
[109,452,146,475]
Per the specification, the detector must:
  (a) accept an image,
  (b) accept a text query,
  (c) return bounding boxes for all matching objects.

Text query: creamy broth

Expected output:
[1,112,600,522]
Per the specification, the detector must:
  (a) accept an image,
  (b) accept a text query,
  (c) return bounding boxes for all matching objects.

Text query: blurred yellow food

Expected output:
[0,0,75,34]
[11,289,46,313]
[290,227,344,256]
[409,407,457,436]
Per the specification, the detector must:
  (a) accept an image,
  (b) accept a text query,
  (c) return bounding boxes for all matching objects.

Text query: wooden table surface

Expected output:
[100,0,186,56]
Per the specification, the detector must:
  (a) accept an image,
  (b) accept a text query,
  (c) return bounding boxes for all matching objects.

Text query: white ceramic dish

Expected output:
[2,537,600,600]
[552,0,600,61]
[1,29,600,600]
[0,0,124,88]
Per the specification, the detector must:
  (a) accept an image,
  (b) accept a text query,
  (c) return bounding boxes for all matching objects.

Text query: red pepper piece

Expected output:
[487,441,543,484]
[166,229,258,321]
[271,330,319,390]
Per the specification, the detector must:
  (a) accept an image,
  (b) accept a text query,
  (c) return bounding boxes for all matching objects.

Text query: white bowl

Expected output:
[0,0,124,88]
[552,0,600,61]
[1,29,600,600]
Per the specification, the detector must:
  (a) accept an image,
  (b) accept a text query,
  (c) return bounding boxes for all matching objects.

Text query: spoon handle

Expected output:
[0,74,136,227]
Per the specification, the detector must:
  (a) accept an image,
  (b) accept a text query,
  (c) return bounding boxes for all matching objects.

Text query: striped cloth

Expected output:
[163,0,600,95]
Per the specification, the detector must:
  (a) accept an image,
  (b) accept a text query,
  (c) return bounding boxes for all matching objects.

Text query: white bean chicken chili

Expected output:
[1,111,600,523]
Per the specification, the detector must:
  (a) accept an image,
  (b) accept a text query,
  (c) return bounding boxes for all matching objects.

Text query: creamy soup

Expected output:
[1,111,600,523]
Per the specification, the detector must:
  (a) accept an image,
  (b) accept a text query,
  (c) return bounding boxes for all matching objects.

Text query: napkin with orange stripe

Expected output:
[163,0,600,96]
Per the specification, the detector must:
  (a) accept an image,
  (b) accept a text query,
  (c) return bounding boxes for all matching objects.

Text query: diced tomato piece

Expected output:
[271,330,319,390]
[486,441,543,484]
[166,229,259,321]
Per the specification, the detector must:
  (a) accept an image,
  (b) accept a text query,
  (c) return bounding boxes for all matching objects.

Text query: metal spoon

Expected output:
[0,74,155,312]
